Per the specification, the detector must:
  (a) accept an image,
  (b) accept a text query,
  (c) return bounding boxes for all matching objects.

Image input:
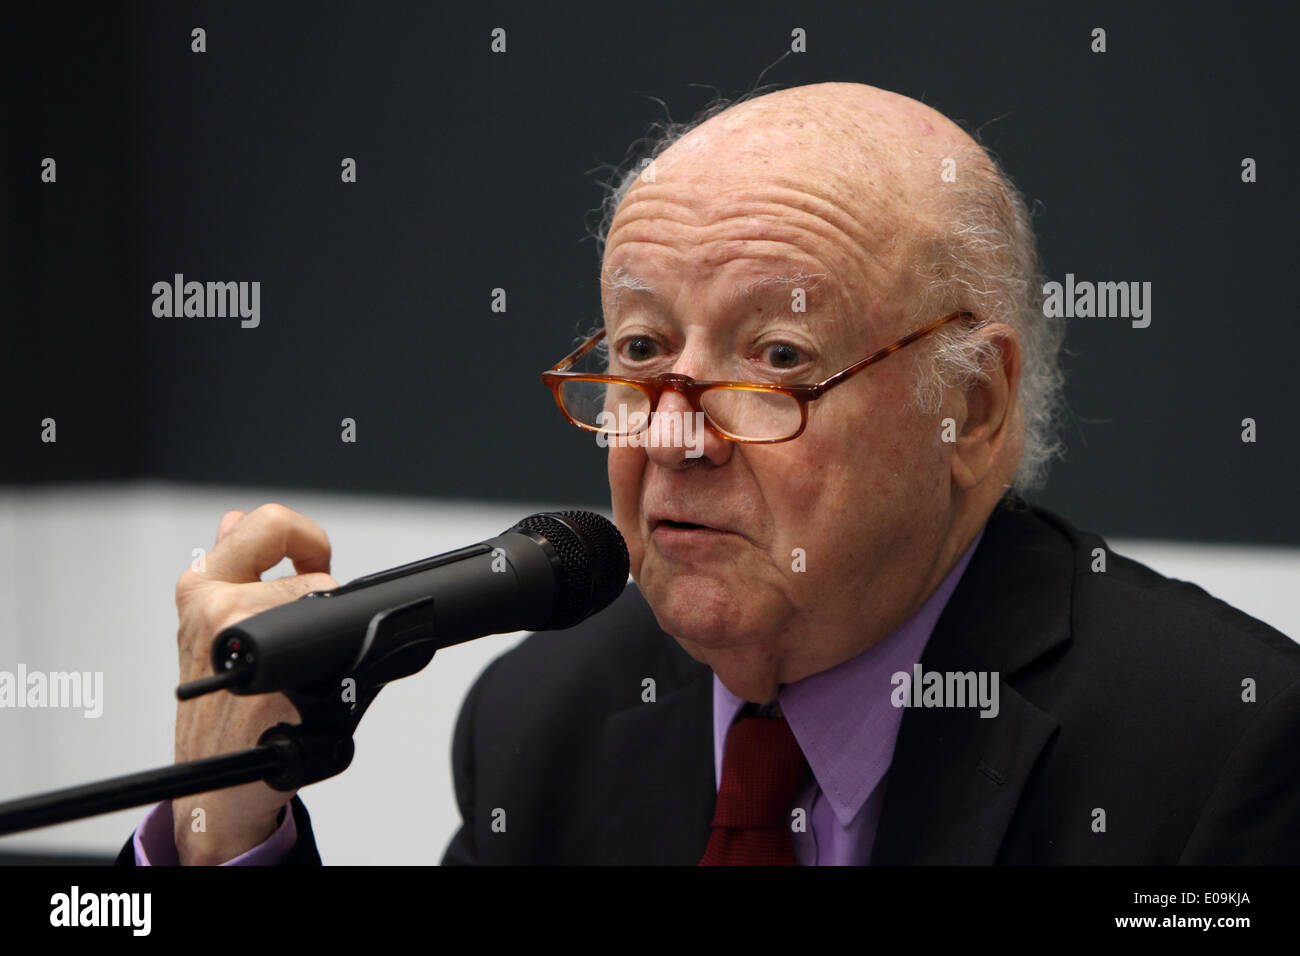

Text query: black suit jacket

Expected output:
[117,500,1300,864]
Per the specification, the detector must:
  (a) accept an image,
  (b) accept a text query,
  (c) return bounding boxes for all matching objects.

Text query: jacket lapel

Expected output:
[588,636,717,865]
[871,502,1073,864]
[868,643,1059,863]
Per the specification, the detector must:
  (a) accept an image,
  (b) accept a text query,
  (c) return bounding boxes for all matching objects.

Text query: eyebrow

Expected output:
[729,270,829,306]
[602,266,656,309]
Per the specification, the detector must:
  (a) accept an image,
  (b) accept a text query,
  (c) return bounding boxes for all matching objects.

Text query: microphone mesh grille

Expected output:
[508,511,629,627]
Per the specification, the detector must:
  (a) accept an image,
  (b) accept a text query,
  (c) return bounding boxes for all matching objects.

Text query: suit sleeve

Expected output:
[440,655,506,866]
[1179,674,1300,863]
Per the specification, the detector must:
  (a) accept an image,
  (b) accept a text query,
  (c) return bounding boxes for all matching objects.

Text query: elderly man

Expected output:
[119,82,1300,866]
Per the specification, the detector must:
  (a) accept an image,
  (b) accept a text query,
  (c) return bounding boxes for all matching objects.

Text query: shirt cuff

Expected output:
[133,799,297,866]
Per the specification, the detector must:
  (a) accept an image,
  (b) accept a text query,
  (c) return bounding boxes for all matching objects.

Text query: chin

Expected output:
[639,567,771,650]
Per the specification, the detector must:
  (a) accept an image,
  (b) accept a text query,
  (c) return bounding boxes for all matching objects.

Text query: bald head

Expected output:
[603,83,998,343]
[606,84,1004,337]
[649,82,980,204]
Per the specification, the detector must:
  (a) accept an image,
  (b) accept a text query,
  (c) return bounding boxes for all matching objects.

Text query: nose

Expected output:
[642,383,734,469]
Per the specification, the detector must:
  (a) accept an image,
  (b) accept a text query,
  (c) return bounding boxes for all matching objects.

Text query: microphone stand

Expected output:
[0,598,438,837]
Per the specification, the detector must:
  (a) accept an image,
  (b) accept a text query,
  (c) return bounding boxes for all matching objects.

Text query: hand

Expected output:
[171,504,338,865]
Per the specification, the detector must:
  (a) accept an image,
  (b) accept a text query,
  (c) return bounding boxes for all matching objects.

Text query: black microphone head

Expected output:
[507,510,629,628]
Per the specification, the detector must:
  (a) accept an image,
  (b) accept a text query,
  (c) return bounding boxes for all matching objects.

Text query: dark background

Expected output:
[5,0,1297,544]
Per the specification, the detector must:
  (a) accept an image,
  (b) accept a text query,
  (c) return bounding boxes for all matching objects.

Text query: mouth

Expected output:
[646,514,743,559]
[648,515,740,539]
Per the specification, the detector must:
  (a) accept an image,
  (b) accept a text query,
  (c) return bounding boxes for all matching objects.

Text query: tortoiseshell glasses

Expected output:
[542,310,978,444]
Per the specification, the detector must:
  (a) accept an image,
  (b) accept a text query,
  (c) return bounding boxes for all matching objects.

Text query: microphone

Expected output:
[177,510,629,700]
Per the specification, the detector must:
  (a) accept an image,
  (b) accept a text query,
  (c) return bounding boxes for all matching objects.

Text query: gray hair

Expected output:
[589,96,1066,497]
[906,145,1066,496]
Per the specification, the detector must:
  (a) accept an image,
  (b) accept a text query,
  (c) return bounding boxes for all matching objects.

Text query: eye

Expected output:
[763,342,803,369]
[619,336,659,363]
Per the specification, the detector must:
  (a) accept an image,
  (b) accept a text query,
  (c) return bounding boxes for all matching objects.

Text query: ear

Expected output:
[948,324,1021,491]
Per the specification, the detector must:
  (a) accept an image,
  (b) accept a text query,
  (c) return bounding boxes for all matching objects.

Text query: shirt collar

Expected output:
[712,524,986,826]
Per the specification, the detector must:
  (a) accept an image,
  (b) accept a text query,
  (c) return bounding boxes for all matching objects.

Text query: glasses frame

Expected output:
[541,309,979,444]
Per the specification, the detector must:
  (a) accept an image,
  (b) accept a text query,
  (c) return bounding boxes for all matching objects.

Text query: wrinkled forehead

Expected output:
[602,97,960,326]
[601,172,928,337]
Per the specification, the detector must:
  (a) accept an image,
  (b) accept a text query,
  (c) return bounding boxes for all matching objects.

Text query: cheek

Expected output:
[824,370,938,491]
[765,397,931,552]
[607,447,646,572]
[767,447,857,546]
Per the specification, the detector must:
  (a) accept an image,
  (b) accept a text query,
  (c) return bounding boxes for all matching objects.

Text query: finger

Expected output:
[202,503,332,583]
[262,572,339,603]
[205,574,342,632]
[216,510,247,545]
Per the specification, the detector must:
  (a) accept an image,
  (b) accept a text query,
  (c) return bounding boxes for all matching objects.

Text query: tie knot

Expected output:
[712,714,811,829]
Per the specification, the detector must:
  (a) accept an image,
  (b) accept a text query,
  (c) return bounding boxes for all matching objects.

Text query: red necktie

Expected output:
[699,707,811,866]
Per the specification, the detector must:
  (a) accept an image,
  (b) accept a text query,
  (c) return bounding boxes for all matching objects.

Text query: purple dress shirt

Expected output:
[135,526,984,865]
[133,794,297,865]
[712,525,985,865]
